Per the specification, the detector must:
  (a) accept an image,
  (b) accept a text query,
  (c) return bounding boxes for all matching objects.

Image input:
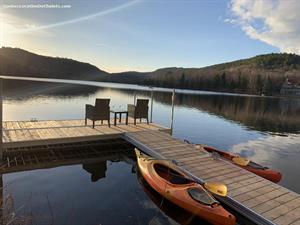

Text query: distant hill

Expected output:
[1,47,300,95]
[145,54,300,95]
[0,47,108,81]
[106,71,149,83]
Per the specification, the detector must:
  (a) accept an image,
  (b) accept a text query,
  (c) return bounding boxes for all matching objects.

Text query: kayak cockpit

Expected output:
[187,187,218,206]
[154,164,193,185]
[248,161,268,170]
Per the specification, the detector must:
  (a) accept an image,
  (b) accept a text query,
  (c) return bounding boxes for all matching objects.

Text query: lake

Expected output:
[1,78,300,225]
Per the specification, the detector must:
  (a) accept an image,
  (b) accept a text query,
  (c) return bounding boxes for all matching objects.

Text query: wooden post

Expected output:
[150,90,153,123]
[0,78,2,161]
[170,89,175,135]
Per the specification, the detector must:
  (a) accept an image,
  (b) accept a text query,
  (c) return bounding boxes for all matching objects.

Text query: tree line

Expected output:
[143,71,286,95]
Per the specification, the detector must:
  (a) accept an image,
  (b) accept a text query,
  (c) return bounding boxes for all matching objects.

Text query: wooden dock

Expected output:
[1,119,170,149]
[124,130,300,225]
[1,120,300,225]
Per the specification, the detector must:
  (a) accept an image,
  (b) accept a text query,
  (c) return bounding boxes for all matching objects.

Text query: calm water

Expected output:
[1,79,300,225]
[3,149,190,225]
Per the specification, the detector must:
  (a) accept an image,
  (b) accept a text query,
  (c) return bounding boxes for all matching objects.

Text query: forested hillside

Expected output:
[1,47,300,95]
[0,47,108,81]
[143,54,300,95]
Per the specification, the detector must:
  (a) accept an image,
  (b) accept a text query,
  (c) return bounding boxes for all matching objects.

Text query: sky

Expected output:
[0,0,299,73]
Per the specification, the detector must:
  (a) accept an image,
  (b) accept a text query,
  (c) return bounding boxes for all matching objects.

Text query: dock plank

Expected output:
[290,219,300,225]
[262,198,300,221]
[273,207,300,225]
[2,119,171,148]
[234,184,278,203]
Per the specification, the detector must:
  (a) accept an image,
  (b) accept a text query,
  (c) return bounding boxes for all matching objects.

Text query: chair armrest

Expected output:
[128,104,135,117]
[85,104,95,118]
[128,104,135,111]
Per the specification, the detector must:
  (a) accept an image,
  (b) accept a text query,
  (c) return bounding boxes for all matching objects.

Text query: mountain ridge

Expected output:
[1,47,300,95]
[0,47,109,81]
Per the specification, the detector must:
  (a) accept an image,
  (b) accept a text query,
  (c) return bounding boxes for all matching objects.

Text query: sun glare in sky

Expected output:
[1,0,299,72]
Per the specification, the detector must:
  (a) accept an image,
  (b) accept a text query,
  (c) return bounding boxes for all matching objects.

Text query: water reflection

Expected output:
[157,92,300,134]
[2,79,300,196]
[0,140,258,225]
[82,161,107,182]
[1,144,181,225]
[4,80,300,134]
[230,134,300,191]
[3,79,99,98]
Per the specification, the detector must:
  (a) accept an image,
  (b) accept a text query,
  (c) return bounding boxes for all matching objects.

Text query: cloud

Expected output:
[230,134,300,164]
[228,0,300,54]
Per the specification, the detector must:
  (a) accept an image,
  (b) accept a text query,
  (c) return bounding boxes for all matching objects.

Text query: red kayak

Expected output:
[195,144,282,183]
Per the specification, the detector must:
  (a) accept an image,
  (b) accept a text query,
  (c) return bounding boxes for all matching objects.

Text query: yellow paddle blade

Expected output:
[134,148,141,158]
[204,182,227,197]
[232,156,250,166]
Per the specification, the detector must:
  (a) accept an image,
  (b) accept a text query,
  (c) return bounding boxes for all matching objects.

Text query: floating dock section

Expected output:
[124,130,300,225]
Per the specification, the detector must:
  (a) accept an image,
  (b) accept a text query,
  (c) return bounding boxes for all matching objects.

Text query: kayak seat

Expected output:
[248,161,268,170]
[154,164,192,185]
[170,175,191,184]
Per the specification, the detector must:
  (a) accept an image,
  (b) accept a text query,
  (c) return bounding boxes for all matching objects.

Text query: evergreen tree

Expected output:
[255,74,263,94]
[262,76,273,95]
[214,74,221,88]
[221,72,226,88]
[240,76,248,91]
[180,73,185,87]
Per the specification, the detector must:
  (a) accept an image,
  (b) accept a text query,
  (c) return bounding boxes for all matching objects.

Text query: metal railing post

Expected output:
[150,89,153,123]
[133,92,136,105]
[0,78,3,160]
[170,89,175,135]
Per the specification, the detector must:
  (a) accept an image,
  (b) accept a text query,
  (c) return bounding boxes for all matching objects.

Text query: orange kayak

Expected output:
[197,145,282,183]
[137,172,200,225]
[135,149,236,225]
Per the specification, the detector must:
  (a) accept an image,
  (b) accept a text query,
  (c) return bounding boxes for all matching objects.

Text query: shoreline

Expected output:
[1,75,299,99]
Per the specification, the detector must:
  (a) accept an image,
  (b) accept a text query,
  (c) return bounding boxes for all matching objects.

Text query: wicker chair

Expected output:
[128,99,149,125]
[85,98,110,128]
